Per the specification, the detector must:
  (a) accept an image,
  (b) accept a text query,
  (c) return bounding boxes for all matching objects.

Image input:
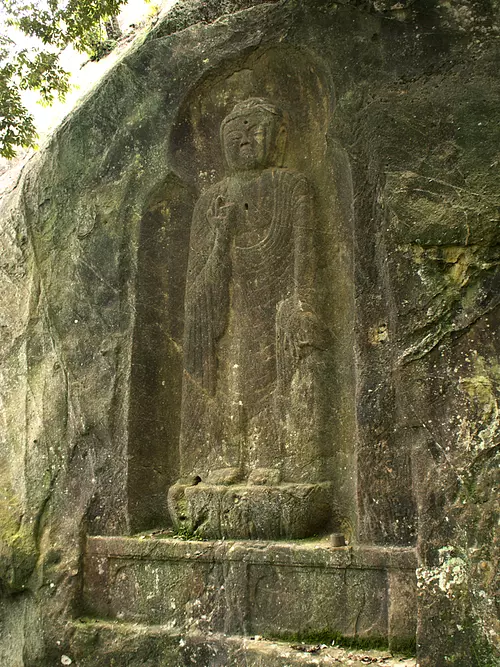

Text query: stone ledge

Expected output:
[86,536,417,570]
[67,622,416,667]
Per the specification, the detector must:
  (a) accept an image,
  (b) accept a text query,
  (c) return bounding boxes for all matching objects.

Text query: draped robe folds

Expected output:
[179,167,320,483]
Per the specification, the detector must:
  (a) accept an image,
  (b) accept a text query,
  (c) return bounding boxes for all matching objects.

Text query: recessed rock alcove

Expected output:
[128,44,357,542]
[1,2,499,666]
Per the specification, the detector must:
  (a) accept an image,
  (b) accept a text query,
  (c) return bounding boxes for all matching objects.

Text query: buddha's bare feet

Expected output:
[206,467,242,485]
[247,468,281,486]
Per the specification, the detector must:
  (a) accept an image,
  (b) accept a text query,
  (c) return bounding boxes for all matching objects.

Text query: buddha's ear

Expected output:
[274,123,288,167]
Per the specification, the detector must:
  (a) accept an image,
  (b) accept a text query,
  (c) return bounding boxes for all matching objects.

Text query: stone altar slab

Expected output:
[83,536,417,652]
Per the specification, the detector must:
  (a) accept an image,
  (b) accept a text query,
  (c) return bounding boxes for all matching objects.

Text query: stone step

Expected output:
[83,536,417,653]
[66,620,417,666]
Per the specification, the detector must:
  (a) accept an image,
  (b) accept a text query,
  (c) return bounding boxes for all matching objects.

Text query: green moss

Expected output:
[173,524,203,541]
[444,649,500,667]
[390,637,417,656]
[0,491,22,539]
[0,491,37,591]
[458,616,500,667]
[264,629,412,655]
[7,522,38,590]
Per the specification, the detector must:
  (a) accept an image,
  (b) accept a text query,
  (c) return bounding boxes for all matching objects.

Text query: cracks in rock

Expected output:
[17,180,86,581]
[396,276,500,366]
[469,441,500,479]
[449,299,500,344]
[408,403,464,485]
[353,586,366,638]
[387,170,500,204]
[77,258,120,297]
[147,0,285,44]
[397,322,448,366]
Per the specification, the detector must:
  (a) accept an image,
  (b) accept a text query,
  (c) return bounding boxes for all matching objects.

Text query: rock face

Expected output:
[0,1,499,666]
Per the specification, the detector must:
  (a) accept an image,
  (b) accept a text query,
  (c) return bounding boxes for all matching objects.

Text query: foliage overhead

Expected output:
[0,0,126,158]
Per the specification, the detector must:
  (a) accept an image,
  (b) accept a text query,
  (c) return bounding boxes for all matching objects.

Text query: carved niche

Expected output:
[168,98,335,539]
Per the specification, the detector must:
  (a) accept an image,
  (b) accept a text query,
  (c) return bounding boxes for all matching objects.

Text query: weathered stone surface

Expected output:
[169,482,334,539]
[0,0,499,665]
[83,536,416,649]
[66,623,417,667]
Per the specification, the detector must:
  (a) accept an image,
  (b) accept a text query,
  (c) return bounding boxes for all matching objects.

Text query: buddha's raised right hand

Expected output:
[207,194,237,239]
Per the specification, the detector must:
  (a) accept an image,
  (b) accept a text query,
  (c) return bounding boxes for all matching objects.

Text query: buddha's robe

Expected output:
[179,167,319,482]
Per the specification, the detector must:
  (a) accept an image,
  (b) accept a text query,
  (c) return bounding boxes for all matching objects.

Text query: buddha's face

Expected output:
[222,110,283,172]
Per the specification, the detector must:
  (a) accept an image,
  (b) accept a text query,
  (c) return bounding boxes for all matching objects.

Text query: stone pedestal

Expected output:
[168,482,334,539]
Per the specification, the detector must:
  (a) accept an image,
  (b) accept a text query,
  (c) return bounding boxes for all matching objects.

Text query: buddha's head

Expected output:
[221,98,287,173]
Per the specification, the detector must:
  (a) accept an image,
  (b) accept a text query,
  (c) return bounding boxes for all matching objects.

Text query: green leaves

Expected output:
[16,50,70,103]
[0,0,126,157]
[0,70,36,158]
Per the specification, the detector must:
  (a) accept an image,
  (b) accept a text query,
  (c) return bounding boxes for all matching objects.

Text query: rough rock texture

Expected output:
[0,0,499,665]
[66,625,417,667]
[83,536,417,649]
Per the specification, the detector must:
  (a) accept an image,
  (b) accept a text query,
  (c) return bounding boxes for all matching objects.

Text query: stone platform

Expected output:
[66,622,417,667]
[83,536,417,653]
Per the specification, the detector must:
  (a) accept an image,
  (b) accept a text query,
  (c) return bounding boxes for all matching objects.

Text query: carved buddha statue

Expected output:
[169,98,333,539]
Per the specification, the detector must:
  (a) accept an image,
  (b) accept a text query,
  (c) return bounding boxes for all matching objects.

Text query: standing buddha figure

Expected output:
[169,98,332,539]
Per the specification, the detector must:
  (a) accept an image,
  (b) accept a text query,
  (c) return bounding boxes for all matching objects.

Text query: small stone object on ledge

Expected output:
[330,533,346,547]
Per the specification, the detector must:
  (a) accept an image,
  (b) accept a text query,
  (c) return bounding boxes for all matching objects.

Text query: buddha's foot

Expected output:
[205,467,242,485]
[168,480,333,540]
[247,467,281,485]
